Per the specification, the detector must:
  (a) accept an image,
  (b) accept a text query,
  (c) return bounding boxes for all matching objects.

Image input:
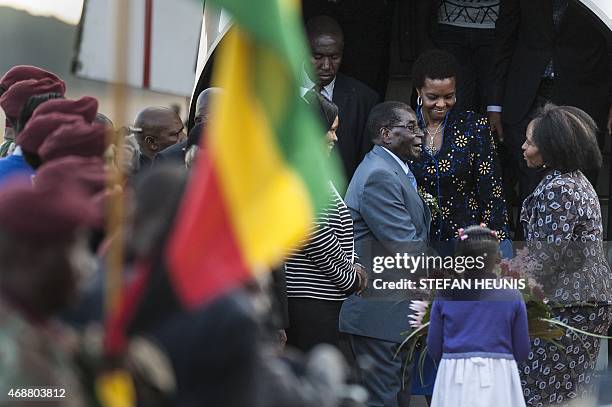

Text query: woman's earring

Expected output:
[417,96,423,106]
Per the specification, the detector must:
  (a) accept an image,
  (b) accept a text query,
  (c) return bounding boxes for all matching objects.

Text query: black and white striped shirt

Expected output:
[285,183,358,301]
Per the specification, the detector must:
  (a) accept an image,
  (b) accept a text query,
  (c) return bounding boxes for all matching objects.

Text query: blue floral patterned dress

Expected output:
[409,109,510,396]
[408,109,510,243]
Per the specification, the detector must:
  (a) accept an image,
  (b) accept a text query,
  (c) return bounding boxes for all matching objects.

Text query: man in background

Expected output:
[302,16,379,181]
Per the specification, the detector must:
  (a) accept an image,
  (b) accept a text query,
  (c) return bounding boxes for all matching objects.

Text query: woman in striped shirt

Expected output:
[285,91,367,354]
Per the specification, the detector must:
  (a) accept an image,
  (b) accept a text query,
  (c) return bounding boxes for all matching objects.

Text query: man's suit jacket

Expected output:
[333,73,380,182]
[339,145,431,343]
[491,0,611,127]
[154,140,187,166]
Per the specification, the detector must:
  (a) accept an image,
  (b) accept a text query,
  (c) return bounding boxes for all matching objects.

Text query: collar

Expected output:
[12,146,23,157]
[381,146,410,175]
[300,67,336,101]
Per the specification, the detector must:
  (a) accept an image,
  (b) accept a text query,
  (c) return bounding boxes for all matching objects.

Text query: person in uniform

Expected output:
[0,65,64,156]
[0,180,98,406]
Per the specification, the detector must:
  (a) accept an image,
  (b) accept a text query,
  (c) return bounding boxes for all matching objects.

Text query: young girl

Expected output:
[427,224,530,407]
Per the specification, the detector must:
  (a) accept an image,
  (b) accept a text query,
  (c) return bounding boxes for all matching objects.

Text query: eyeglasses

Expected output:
[386,123,419,133]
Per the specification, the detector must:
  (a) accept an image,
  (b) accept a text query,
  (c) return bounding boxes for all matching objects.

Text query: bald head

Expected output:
[194,87,222,126]
[134,106,185,158]
[305,16,344,87]
[306,16,344,44]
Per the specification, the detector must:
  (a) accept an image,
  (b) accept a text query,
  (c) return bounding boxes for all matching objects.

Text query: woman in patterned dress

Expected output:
[408,50,510,253]
[520,103,612,406]
[407,49,511,401]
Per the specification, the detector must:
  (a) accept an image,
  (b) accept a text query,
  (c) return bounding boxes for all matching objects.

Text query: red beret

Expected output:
[32,96,98,123]
[0,78,67,124]
[35,156,107,196]
[38,121,107,163]
[0,66,62,94]
[17,113,84,155]
[0,181,98,242]
[35,157,109,229]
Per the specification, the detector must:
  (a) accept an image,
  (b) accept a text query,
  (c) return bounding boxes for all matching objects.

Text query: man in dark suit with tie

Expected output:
[303,16,380,182]
[487,0,611,228]
[339,101,429,406]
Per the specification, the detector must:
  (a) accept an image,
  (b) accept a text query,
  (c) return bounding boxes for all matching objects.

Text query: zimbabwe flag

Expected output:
[166,0,342,308]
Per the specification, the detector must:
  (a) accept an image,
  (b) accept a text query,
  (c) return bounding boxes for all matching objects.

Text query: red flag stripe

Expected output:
[167,150,250,308]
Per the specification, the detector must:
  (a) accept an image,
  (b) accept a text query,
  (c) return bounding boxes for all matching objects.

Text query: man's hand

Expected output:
[488,111,504,143]
[607,104,611,136]
[355,264,368,294]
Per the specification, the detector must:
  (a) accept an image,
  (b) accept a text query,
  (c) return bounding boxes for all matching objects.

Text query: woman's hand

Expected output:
[355,264,368,294]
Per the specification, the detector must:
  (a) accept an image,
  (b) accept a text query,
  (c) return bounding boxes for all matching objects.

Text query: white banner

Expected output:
[75,0,202,96]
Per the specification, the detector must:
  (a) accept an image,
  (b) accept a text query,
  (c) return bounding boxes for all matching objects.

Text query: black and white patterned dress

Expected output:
[519,170,612,406]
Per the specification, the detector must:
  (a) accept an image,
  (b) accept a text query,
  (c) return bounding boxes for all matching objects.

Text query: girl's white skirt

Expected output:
[431,357,525,407]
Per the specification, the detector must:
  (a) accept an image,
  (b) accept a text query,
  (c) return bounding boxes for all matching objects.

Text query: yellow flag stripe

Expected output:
[208,28,314,270]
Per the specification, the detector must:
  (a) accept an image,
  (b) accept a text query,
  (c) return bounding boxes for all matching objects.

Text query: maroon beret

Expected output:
[0,181,98,242]
[38,121,107,163]
[32,96,98,123]
[0,78,67,124]
[0,66,62,94]
[17,113,84,155]
[35,156,107,196]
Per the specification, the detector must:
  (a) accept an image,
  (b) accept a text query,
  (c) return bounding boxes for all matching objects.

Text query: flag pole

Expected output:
[105,0,130,316]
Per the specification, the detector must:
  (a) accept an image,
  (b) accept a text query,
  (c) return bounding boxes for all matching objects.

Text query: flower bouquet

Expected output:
[418,188,442,218]
[395,300,432,386]
[499,248,565,343]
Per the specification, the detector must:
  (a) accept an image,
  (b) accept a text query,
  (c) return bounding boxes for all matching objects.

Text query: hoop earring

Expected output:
[417,96,423,106]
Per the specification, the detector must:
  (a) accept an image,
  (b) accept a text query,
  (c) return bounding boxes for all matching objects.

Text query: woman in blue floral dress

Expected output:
[407,50,510,401]
[408,50,510,249]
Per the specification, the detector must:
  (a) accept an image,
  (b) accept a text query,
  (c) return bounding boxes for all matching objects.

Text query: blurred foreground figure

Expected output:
[0,181,98,406]
[105,166,362,406]
[0,65,65,157]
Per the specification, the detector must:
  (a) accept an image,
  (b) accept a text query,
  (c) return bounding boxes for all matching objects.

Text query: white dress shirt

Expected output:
[300,68,336,101]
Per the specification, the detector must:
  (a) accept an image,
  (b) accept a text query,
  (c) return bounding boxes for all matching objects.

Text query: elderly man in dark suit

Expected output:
[487,0,612,234]
[339,101,429,407]
[302,15,380,181]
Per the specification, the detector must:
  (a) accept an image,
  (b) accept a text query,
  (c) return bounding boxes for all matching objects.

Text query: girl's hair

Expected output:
[304,90,339,131]
[454,224,499,277]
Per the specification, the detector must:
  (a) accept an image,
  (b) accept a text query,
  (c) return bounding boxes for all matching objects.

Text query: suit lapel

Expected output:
[332,75,350,112]
[372,146,427,221]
